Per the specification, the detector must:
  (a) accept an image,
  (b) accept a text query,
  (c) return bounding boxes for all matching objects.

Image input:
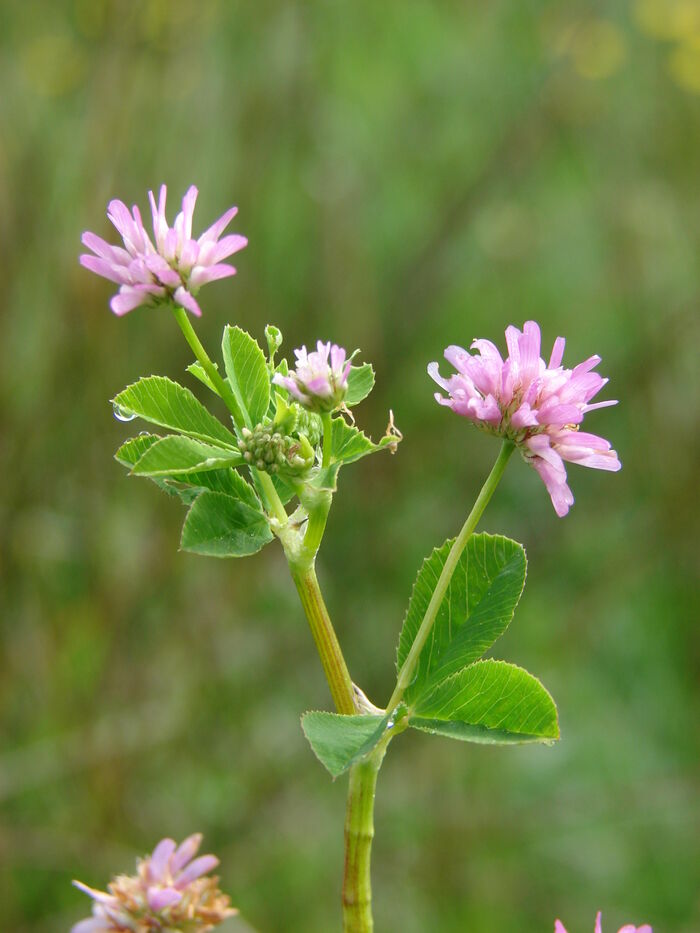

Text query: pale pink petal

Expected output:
[330,344,347,372]
[427,362,450,391]
[80,254,130,285]
[171,833,203,873]
[180,186,199,241]
[511,402,539,428]
[72,881,118,906]
[536,402,584,427]
[81,232,131,265]
[554,923,568,933]
[71,919,113,933]
[198,205,239,245]
[173,854,219,888]
[144,253,181,288]
[531,456,574,517]
[110,288,151,316]
[147,885,182,911]
[470,338,503,366]
[518,320,542,385]
[148,185,169,251]
[583,399,618,413]
[203,233,248,264]
[179,239,200,272]
[504,324,522,364]
[549,336,566,369]
[188,263,236,289]
[149,838,177,882]
[174,286,202,317]
[595,912,602,933]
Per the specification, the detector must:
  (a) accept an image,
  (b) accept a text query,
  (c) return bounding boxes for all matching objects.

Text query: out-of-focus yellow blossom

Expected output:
[569,20,627,80]
[668,43,700,91]
[634,0,700,41]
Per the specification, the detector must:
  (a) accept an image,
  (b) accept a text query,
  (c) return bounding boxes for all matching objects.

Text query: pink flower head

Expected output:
[80,185,247,317]
[429,321,621,517]
[72,834,236,932]
[555,911,652,932]
[273,340,352,412]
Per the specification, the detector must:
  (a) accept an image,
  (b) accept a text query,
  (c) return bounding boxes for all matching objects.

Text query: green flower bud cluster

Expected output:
[239,423,315,475]
[293,407,323,448]
[272,391,322,447]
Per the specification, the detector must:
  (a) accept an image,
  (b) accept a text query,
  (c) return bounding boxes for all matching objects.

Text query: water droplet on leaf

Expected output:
[113,403,137,422]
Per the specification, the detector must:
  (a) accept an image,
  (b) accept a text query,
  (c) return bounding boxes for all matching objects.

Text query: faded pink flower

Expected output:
[555,910,652,932]
[429,321,621,516]
[72,833,236,932]
[273,340,351,412]
[80,185,247,317]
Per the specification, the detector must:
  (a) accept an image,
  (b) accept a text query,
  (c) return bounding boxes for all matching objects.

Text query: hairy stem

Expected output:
[171,305,288,524]
[386,439,515,711]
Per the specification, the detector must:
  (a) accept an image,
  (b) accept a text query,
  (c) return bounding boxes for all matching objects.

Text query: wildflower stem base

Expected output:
[342,752,383,933]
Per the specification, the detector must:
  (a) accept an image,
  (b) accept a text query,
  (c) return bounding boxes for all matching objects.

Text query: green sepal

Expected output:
[181,490,273,557]
[112,376,236,447]
[344,363,375,407]
[221,325,270,428]
[397,533,526,703]
[409,660,559,745]
[301,706,406,778]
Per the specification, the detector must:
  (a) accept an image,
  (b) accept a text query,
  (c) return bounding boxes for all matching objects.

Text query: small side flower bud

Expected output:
[273,341,351,413]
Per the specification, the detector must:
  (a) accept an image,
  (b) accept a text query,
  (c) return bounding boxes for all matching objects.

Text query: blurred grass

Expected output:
[1,1,699,930]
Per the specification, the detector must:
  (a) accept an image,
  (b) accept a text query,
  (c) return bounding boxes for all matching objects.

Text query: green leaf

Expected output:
[113,377,237,447]
[115,434,161,467]
[131,436,243,477]
[410,659,559,745]
[329,416,397,465]
[345,363,375,406]
[301,711,391,778]
[186,361,221,397]
[397,533,526,702]
[116,435,260,507]
[221,325,270,428]
[181,490,273,557]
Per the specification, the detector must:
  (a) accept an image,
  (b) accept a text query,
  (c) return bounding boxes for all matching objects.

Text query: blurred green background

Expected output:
[1,1,698,930]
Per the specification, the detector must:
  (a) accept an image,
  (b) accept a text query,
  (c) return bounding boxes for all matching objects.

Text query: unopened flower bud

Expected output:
[273,341,351,413]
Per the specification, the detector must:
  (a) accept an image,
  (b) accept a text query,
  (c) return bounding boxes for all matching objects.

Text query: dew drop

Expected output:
[113,403,137,422]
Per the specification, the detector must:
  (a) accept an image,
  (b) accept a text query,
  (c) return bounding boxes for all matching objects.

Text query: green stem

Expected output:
[171,305,288,525]
[386,439,515,712]
[290,564,356,715]
[341,441,514,932]
[342,752,383,933]
[321,411,333,468]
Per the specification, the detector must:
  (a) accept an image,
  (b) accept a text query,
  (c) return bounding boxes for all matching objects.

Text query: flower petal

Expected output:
[149,838,177,882]
[147,885,182,911]
[174,854,219,888]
